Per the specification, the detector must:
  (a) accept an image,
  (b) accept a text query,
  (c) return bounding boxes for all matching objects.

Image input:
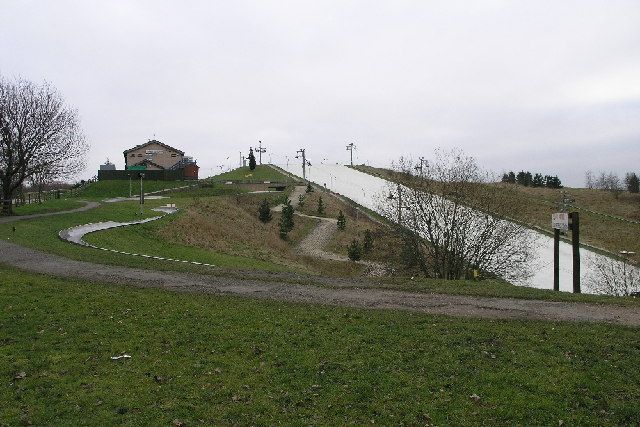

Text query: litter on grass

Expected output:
[110,354,132,360]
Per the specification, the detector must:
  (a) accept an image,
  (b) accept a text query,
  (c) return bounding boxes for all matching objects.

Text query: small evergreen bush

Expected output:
[347,239,362,261]
[258,198,272,223]
[317,196,325,216]
[337,210,346,230]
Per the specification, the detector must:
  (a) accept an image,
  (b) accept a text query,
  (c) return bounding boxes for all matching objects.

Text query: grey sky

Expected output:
[2,0,639,186]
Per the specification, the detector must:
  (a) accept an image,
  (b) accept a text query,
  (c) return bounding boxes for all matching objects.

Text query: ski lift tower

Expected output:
[346,142,356,166]
[255,141,267,165]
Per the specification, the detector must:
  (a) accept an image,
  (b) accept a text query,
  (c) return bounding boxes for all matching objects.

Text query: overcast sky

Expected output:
[1,0,639,186]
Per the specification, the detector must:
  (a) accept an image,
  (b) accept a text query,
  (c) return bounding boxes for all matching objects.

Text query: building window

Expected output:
[138,154,143,157]
[171,153,177,157]
[129,154,135,157]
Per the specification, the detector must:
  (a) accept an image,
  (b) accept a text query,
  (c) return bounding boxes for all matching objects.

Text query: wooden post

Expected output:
[570,212,580,293]
[554,228,560,291]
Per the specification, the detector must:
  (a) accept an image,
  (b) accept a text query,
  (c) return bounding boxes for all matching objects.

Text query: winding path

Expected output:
[0,191,638,326]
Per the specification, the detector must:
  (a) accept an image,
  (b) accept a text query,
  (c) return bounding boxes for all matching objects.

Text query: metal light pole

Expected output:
[139,173,145,205]
[346,143,355,166]
[296,149,306,181]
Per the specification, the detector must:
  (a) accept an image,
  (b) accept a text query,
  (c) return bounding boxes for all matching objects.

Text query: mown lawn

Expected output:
[0,266,638,425]
[72,180,195,200]
[11,199,84,216]
[378,277,640,307]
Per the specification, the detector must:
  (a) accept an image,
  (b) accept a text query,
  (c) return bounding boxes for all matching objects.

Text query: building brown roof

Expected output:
[123,140,185,156]
[131,159,166,170]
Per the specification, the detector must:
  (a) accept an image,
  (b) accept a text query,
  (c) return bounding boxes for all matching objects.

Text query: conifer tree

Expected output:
[347,239,362,261]
[278,198,295,239]
[248,148,256,171]
[625,172,639,193]
[532,173,544,187]
[337,210,346,230]
[363,229,373,254]
[317,196,325,216]
[258,198,272,223]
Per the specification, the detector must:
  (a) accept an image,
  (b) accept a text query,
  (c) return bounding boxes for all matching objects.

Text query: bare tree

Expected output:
[380,149,537,281]
[0,76,87,214]
[585,254,640,296]
[593,171,623,198]
[585,170,594,189]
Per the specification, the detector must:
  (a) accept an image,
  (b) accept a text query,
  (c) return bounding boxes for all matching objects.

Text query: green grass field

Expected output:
[208,165,294,183]
[11,199,84,216]
[72,180,195,200]
[1,266,638,425]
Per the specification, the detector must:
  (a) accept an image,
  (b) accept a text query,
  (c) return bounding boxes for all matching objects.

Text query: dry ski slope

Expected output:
[277,162,640,294]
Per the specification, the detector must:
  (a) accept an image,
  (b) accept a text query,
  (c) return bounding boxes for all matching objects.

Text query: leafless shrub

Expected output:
[379,149,537,281]
[585,254,640,296]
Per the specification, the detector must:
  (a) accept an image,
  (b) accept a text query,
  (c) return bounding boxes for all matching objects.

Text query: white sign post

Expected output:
[552,212,569,231]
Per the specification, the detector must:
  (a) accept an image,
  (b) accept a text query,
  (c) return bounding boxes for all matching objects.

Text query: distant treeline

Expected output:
[501,171,562,188]
[586,171,639,194]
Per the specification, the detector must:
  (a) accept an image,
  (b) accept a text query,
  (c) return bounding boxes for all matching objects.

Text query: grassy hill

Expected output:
[354,165,640,265]
[72,179,194,199]
[207,165,297,183]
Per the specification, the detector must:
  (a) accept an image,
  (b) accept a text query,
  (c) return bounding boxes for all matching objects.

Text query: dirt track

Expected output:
[1,199,639,327]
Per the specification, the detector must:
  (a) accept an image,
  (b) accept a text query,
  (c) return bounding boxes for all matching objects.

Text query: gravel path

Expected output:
[1,239,639,326]
[296,213,348,261]
[272,185,307,212]
[279,186,386,274]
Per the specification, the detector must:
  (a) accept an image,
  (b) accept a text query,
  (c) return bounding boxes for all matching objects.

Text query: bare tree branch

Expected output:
[0,76,87,214]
